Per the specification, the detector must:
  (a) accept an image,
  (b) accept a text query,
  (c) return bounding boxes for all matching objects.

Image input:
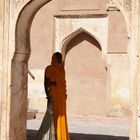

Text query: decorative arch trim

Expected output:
[61,27,102,58]
[62,27,102,50]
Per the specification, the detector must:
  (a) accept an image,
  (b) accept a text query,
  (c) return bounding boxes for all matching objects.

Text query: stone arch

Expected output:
[63,30,107,116]
[10,0,52,140]
[14,0,52,59]
[111,0,130,38]
[61,28,102,59]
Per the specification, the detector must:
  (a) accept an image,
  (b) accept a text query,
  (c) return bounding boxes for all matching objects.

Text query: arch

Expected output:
[111,0,130,38]
[61,28,102,58]
[13,0,52,61]
[10,0,52,140]
[64,31,107,116]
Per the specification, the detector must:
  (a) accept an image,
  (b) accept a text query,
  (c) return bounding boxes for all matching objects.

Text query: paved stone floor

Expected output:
[27,114,129,140]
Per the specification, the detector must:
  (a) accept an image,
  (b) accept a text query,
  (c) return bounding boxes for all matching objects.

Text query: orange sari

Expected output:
[45,55,70,140]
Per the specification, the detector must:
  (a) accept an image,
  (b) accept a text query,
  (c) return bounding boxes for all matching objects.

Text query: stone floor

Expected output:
[27,114,130,140]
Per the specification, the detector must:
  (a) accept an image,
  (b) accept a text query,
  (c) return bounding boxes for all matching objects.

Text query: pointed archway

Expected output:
[62,31,108,116]
[61,28,102,58]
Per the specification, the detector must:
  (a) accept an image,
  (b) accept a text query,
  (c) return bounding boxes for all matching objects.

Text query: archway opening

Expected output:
[62,30,129,139]
[63,31,107,117]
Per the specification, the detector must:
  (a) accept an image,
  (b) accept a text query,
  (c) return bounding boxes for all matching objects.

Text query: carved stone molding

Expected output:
[54,16,108,58]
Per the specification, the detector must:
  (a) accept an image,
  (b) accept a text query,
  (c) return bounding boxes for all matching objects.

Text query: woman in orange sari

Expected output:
[37,52,70,140]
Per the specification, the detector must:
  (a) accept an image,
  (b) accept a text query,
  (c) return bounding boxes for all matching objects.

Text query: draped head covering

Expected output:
[41,52,70,140]
[51,52,65,74]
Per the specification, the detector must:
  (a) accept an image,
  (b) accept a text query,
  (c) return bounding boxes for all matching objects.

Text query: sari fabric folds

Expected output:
[37,53,70,140]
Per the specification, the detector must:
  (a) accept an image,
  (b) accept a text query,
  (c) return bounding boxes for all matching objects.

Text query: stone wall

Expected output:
[28,0,129,118]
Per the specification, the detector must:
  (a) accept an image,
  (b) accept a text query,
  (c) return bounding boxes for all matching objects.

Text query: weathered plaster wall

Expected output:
[55,16,108,56]
[28,0,139,139]
[107,54,130,116]
[64,32,107,116]
[112,1,140,139]
[0,0,3,128]
[137,0,140,138]
[28,0,129,118]
[0,0,11,139]
[0,0,4,136]
[108,11,128,53]
[28,70,47,112]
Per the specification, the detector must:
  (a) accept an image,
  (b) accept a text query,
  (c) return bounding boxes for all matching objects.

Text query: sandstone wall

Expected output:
[28,0,130,117]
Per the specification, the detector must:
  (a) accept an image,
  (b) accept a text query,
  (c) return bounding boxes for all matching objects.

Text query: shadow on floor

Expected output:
[70,133,129,140]
[27,130,129,140]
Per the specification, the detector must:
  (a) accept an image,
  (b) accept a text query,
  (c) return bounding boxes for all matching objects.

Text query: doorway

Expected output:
[64,31,107,116]
[9,0,133,139]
